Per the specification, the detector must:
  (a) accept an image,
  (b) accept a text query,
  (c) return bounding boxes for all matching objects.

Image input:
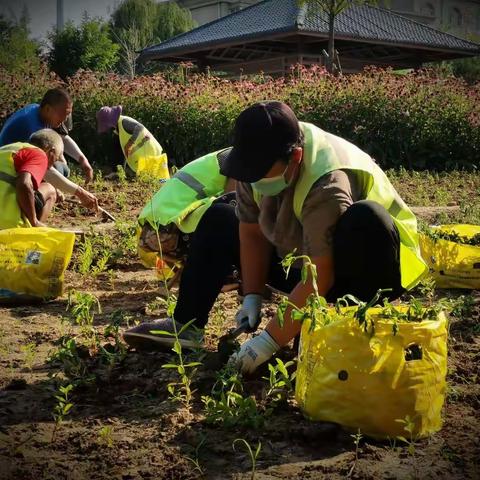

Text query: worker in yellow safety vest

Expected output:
[96,105,169,180]
[124,101,427,370]
[222,101,428,374]
[0,129,98,230]
[123,148,237,350]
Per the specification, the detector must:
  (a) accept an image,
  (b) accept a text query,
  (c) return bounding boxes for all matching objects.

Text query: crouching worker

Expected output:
[123,148,238,350]
[219,101,428,374]
[0,87,94,183]
[0,129,98,229]
[96,106,169,180]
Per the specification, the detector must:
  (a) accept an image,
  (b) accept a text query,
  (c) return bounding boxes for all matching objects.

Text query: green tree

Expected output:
[0,9,41,73]
[48,16,119,79]
[299,1,376,73]
[110,0,195,77]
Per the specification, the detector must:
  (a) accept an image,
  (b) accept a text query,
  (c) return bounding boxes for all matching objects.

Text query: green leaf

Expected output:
[150,330,175,337]
[301,265,308,284]
[162,363,179,369]
[178,318,197,335]
[184,362,202,367]
[172,340,182,355]
[276,359,288,378]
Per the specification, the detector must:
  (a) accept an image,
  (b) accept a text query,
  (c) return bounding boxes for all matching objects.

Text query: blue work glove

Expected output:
[235,293,263,332]
[229,331,280,374]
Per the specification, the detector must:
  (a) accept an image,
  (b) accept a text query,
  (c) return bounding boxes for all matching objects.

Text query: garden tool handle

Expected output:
[227,317,250,340]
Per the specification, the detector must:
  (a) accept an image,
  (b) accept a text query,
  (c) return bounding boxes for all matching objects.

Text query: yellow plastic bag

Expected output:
[295,307,447,439]
[420,224,480,289]
[136,153,170,180]
[0,227,75,303]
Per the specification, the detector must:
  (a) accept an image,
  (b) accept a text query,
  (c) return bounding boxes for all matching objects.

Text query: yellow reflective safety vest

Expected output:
[138,149,229,234]
[0,142,41,230]
[254,122,427,290]
[117,115,169,180]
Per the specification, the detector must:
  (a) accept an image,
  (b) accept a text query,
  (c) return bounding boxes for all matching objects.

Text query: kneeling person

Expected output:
[124,148,237,349]
[220,102,428,374]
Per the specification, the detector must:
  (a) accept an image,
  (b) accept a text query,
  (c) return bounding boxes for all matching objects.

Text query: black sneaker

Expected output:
[123,318,203,351]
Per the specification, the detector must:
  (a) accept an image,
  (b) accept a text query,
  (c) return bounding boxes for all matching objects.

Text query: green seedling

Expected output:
[396,415,418,456]
[67,291,101,328]
[417,276,436,301]
[116,192,127,213]
[48,335,93,385]
[98,425,114,447]
[67,291,102,349]
[264,358,296,405]
[100,315,128,367]
[77,236,94,275]
[117,164,127,185]
[202,365,266,429]
[396,415,420,479]
[208,297,227,338]
[159,318,202,406]
[232,438,262,480]
[185,434,206,475]
[76,232,123,277]
[347,429,363,478]
[149,217,203,408]
[51,383,74,442]
[21,342,36,372]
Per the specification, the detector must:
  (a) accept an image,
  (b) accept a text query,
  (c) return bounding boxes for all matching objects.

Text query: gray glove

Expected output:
[235,293,263,332]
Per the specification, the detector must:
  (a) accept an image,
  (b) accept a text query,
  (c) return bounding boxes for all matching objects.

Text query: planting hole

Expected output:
[405,344,423,361]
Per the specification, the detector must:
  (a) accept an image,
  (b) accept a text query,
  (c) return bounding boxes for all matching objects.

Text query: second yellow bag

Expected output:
[295,306,447,439]
[0,227,75,303]
[420,224,480,289]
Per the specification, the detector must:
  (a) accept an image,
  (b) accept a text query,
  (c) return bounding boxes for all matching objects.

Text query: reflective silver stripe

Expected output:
[388,197,402,217]
[0,171,15,186]
[174,171,207,199]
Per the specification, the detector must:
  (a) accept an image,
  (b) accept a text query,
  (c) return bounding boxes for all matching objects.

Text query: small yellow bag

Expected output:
[419,224,480,289]
[0,227,75,303]
[295,307,447,439]
[136,153,170,180]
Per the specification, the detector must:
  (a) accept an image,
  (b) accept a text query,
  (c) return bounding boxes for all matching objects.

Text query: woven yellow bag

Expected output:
[420,224,480,289]
[295,306,447,439]
[0,227,75,303]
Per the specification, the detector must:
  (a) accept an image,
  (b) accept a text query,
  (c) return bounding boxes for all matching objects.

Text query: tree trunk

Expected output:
[327,1,335,73]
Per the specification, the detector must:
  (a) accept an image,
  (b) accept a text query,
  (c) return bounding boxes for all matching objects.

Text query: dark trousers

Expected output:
[173,200,403,328]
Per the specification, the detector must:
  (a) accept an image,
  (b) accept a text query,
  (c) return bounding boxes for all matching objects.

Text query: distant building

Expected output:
[178,1,258,26]
[141,1,480,75]
[380,0,480,40]
[178,0,480,40]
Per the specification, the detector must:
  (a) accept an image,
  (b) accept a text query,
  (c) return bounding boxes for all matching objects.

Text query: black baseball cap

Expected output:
[220,101,301,182]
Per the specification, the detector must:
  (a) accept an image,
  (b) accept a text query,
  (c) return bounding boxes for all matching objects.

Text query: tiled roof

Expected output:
[140,0,480,60]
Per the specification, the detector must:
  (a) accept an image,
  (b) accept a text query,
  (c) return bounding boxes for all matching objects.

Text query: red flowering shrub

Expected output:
[1,65,479,169]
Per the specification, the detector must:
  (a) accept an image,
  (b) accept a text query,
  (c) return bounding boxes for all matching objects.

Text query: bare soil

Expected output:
[0,176,479,480]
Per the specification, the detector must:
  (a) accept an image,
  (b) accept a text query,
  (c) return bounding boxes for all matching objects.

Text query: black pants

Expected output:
[173,200,403,328]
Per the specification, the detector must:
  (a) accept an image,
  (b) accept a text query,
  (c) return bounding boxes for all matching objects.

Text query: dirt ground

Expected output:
[0,175,479,480]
